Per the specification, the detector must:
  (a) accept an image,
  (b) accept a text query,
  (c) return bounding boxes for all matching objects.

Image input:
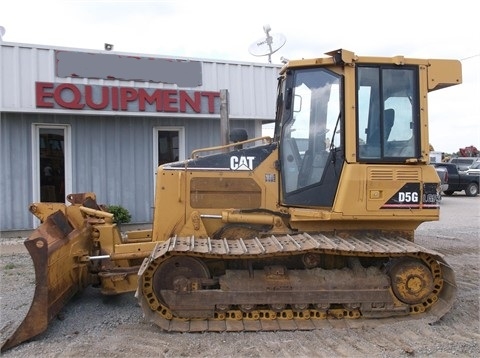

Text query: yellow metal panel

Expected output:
[426,59,462,91]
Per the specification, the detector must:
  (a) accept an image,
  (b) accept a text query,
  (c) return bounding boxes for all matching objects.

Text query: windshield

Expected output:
[469,161,480,169]
[280,68,341,193]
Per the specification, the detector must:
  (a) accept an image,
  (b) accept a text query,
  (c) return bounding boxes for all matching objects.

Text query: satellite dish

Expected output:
[248,24,286,63]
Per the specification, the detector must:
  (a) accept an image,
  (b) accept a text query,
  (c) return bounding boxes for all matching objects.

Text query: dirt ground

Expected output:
[1,195,479,358]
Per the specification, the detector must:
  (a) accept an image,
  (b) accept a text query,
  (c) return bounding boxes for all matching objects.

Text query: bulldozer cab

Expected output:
[276,49,461,208]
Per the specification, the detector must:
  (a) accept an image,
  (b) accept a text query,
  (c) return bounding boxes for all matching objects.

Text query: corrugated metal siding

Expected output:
[0,43,280,120]
[0,112,257,230]
[0,114,34,229]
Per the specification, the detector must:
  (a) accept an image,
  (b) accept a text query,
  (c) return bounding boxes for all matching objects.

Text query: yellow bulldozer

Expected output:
[1,49,462,351]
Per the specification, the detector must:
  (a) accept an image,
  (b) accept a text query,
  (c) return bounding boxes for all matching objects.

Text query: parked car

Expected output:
[448,157,478,172]
[433,162,479,196]
[466,160,480,175]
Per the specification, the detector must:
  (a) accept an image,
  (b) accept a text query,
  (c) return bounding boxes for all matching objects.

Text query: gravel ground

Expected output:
[1,195,479,358]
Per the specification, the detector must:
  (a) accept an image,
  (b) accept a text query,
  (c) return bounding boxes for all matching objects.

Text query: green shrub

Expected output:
[106,205,132,224]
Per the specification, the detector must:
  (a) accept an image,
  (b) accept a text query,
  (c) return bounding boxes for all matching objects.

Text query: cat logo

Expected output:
[230,156,255,170]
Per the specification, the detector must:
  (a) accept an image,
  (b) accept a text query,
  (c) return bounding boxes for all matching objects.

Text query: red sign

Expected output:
[36,82,220,114]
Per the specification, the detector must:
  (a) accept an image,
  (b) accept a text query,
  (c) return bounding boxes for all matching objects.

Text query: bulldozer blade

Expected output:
[1,210,92,352]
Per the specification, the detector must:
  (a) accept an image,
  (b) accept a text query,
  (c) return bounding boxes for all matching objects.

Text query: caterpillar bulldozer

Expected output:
[2,49,462,351]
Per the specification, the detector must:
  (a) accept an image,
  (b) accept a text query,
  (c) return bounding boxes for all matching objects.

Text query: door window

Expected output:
[158,130,180,165]
[38,127,66,202]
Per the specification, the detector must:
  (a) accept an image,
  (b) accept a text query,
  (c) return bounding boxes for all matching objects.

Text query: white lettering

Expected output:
[230,156,255,170]
[398,192,419,203]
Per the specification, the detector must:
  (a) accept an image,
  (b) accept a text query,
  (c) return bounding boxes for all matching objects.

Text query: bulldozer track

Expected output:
[137,233,456,332]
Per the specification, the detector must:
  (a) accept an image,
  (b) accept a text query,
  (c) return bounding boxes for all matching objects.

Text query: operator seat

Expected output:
[384,108,395,140]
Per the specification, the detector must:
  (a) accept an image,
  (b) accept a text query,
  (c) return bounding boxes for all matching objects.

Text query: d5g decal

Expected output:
[382,183,439,209]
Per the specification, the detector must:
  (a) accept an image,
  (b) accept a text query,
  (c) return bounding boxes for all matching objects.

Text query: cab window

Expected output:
[357,66,419,160]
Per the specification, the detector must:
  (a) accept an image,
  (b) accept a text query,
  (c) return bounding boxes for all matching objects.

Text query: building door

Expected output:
[33,125,72,203]
[154,127,185,167]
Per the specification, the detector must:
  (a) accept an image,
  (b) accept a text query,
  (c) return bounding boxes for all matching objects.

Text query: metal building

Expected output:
[0,42,280,231]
